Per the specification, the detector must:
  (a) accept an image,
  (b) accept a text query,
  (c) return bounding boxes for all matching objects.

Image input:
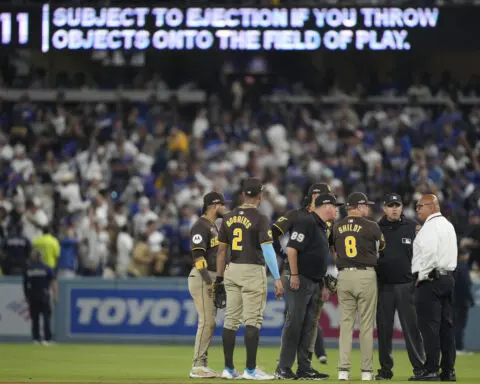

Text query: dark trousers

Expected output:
[415,275,456,374]
[29,299,52,341]
[314,325,326,358]
[377,282,425,376]
[279,274,320,372]
[454,304,469,351]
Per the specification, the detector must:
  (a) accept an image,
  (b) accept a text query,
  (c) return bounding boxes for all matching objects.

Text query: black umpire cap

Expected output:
[346,192,375,207]
[384,193,403,206]
[315,194,343,207]
[242,177,263,197]
[203,191,229,212]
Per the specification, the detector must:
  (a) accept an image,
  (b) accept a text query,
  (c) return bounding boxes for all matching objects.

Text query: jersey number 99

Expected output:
[345,235,358,258]
[232,228,243,251]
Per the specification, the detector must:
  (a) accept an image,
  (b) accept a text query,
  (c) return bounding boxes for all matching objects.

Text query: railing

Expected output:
[1,88,478,105]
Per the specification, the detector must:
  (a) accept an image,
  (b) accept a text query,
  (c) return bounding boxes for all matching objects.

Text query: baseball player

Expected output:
[332,192,386,381]
[188,192,228,378]
[215,177,283,380]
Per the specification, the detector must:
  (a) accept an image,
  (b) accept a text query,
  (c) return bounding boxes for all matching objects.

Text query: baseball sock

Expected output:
[223,328,236,370]
[245,325,260,371]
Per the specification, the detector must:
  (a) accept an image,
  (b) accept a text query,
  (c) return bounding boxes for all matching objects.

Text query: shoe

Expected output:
[221,367,241,379]
[296,368,329,380]
[456,350,473,356]
[375,370,393,380]
[361,371,374,381]
[440,370,456,382]
[318,356,327,364]
[274,367,297,380]
[408,371,440,381]
[41,341,52,347]
[338,371,350,381]
[243,368,274,380]
[189,366,219,378]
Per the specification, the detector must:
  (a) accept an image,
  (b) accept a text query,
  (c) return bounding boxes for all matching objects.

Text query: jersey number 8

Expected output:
[345,235,358,258]
[291,231,305,243]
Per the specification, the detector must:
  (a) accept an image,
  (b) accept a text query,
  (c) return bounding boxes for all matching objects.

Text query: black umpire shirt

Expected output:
[287,212,329,282]
[376,214,418,284]
[23,260,54,302]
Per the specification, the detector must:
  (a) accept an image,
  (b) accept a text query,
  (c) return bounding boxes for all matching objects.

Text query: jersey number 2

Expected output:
[232,228,243,251]
[345,236,358,258]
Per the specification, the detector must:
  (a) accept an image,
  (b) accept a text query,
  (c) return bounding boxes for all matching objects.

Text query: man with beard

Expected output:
[188,192,228,378]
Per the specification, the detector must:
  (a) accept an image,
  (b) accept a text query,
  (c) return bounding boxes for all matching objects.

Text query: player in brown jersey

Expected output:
[215,177,283,380]
[188,192,228,379]
[332,192,386,381]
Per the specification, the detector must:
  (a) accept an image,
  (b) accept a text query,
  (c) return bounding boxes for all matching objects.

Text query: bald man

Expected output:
[410,194,457,382]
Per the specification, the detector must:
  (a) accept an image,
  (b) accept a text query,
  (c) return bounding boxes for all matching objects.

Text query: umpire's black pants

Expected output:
[29,298,52,342]
[377,282,425,376]
[279,274,320,372]
[415,275,456,374]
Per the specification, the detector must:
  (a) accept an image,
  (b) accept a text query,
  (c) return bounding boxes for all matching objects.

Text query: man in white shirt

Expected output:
[411,194,457,382]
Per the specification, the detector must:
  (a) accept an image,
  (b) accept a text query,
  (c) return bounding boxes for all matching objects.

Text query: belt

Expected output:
[338,267,374,271]
[413,270,454,281]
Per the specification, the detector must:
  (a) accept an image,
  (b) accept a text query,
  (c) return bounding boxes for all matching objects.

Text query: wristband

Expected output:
[290,274,298,276]
[215,276,224,284]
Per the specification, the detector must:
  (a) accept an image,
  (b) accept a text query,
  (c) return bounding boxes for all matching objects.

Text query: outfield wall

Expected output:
[1,276,479,350]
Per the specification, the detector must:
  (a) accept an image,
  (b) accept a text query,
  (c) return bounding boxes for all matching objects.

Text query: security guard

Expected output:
[216,177,283,380]
[332,192,385,381]
[188,191,228,379]
[271,183,334,366]
[23,249,57,345]
[410,194,457,382]
[275,194,340,380]
[376,193,425,380]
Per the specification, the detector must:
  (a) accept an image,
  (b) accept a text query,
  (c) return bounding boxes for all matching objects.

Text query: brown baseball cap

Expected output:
[346,192,375,207]
[315,194,343,207]
[308,183,332,195]
[242,177,263,197]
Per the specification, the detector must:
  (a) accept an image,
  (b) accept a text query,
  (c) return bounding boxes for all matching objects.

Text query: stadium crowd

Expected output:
[0,62,479,279]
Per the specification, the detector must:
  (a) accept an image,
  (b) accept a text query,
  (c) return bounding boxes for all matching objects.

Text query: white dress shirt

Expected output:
[412,213,457,281]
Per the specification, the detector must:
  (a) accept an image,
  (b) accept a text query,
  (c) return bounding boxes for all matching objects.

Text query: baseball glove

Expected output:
[324,274,338,294]
[213,277,227,309]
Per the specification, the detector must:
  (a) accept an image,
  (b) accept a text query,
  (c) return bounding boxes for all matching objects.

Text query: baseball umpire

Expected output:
[332,192,385,381]
[375,193,425,380]
[215,177,283,380]
[23,249,57,345]
[188,192,228,379]
[271,183,334,365]
[275,193,341,380]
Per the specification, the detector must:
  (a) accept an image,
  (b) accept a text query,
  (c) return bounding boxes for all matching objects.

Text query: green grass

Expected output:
[0,344,478,383]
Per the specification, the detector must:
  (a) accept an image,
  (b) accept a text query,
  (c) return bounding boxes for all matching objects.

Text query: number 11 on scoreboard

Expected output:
[0,12,29,45]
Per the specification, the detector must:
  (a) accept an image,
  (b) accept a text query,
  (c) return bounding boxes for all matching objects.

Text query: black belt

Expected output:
[413,269,454,280]
[338,266,374,271]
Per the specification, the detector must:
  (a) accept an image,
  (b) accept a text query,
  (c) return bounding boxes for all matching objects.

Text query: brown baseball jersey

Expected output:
[190,216,219,272]
[273,208,334,245]
[218,205,273,265]
[333,214,386,269]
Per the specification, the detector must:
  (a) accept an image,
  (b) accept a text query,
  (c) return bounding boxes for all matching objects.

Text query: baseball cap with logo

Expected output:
[315,194,344,207]
[203,192,228,207]
[346,192,375,207]
[242,178,263,197]
[308,183,332,196]
[384,193,403,206]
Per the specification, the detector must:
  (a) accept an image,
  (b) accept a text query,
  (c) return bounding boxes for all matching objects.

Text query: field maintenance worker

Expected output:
[275,193,341,380]
[271,183,333,366]
[332,192,385,381]
[216,177,283,380]
[188,192,228,379]
[23,249,57,345]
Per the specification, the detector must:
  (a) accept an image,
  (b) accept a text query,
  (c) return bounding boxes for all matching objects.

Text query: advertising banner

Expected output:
[0,282,31,337]
[0,5,479,52]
